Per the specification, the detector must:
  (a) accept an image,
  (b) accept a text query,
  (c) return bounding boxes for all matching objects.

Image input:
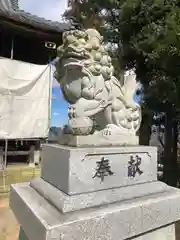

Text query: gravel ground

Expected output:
[0,199,19,240]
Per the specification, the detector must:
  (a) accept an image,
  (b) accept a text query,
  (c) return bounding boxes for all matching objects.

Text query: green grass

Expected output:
[0,166,40,199]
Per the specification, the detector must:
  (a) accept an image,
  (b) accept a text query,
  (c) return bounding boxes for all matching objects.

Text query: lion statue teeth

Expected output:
[55,28,141,144]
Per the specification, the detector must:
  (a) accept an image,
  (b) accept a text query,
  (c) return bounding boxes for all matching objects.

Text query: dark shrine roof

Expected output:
[0,0,73,33]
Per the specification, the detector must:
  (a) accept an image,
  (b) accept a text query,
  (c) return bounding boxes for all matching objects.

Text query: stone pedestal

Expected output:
[58,133,139,147]
[10,144,180,240]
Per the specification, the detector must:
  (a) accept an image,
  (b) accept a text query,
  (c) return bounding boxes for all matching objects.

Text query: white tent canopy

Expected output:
[0,58,53,139]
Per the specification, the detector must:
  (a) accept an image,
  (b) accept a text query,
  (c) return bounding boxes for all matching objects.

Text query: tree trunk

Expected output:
[163,113,178,187]
[139,110,152,145]
[172,119,178,186]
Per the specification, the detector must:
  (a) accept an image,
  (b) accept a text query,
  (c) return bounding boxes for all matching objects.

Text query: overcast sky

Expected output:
[18,0,68,21]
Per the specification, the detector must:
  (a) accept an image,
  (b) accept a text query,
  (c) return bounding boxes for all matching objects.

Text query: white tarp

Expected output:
[0,58,53,139]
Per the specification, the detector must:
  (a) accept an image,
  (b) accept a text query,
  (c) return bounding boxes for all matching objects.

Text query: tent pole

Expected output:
[4,139,8,169]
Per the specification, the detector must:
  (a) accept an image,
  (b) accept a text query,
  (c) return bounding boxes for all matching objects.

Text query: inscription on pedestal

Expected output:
[93,157,114,182]
[128,155,143,178]
[79,151,153,193]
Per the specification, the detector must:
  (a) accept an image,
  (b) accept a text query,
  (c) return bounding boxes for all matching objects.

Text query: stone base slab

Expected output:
[18,224,175,240]
[133,224,175,240]
[10,182,180,240]
[41,144,157,195]
[58,134,139,147]
[31,177,170,213]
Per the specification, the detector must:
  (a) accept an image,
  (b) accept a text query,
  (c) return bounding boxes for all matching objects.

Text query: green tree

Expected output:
[65,0,180,186]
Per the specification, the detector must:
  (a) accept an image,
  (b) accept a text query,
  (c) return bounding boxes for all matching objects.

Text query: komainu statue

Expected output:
[55,28,141,146]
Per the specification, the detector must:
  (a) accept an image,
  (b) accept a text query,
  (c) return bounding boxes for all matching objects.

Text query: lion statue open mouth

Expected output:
[55,28,141,145]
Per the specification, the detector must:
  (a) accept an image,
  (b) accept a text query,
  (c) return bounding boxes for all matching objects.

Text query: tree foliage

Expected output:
[66,0,180,113]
